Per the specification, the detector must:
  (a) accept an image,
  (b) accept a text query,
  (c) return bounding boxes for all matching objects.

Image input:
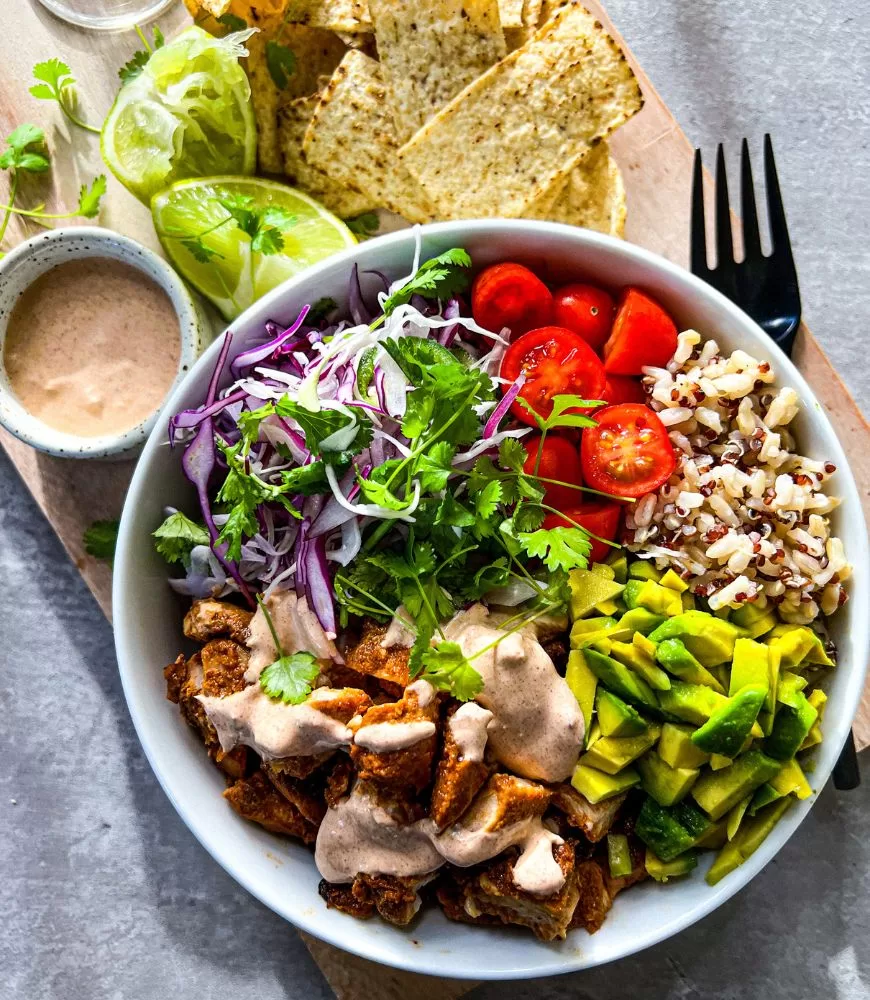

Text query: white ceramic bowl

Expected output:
[0,227,210,459]
[113,221,869,980]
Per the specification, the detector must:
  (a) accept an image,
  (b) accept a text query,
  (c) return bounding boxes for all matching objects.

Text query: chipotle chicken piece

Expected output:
[263,763,328,826]
[550,786,627,843]
[324,755,355,809]
[463,773,553,832]
[224,770,320,843]
[183,599,253,645]
[437,841,580,942]
[430,704,493,830]
[319,873,436,926]
[344,618,411,689]
[569,860,614,933]
[267,752,335,781]
[201,639,250,697]
[350,681,439,793]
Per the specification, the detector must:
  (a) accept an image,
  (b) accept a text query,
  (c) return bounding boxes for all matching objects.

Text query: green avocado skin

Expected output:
[691,685,767,758]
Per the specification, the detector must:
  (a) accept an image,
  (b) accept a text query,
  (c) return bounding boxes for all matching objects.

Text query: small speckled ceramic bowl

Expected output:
[0,226,212,459]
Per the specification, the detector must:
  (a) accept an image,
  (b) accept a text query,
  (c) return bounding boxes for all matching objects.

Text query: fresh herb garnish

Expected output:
[257,596,320,704]
[418,642,484,702]
[118,24,165,84]
[344,211,379,238]
[153,511,209,564]
[217,12,248,31]
[308,296,338,323]
[266,40,297,90]
[218,194,296,255]
[381,248,472,317]
[30,59,101,134]
[83,519,120,564]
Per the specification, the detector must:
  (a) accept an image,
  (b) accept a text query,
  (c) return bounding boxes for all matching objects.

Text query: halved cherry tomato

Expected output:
[472,263,552,337]
[543,502,622,564]
[522,435,583,510]
[581,403,676,498]
[552,283,615,351]
[500,326,607,427]
[602,374,646,406]
[603,288,678,375]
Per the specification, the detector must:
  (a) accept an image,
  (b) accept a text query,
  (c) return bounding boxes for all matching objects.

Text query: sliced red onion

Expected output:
[230,305,310,376]
[348,264,370,325]
[373,367,387,412]
[170,388,247,441]
[304,534,336,636]
[483,373,526,438]
[309,466,356,538]
[437,298,461,346]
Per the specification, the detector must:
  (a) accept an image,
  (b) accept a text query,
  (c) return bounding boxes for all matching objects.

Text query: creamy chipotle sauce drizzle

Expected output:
[4,258,180,437]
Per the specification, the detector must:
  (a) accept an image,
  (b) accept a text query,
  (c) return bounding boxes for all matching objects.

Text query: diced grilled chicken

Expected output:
[459,773,552,833]
[262,764,328,827]
[430,705,492,830]
[344,618,412,689]
[201,639,250,697]
[183,599,253,644]
[319,872,436,926]
[550,785,626,843]
[223,770,320,843]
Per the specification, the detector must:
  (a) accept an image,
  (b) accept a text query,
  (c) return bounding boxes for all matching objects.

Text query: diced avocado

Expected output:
[590,562,616,580]
[726,795,752,841]
[671,801,714,840]
[705,840,744,886]
[634,632,658,658]
[645,849,698,882]
[767,624,834,668]
[649,611,740,666]
[586,720,602,746]
[571,763,640,803]
[584,648,660,710]
[623,579,646,608]
[569,569,625,620]
[636,751,699,806]
[691,750,781,820]
[738,797,793,856]
[571,616,618,637]
[694,819,728,849]
[691,685,767,758]
[710,753,733,771]
[616,607,667,636]
[570,622,631,648]
[631,580,684,617]
[748,783,783,815]
[777,671,808,708]
[566,649,597,746]
[610,640,672,692]
[657,681,729,726]
[659,569,689,593]
[758,644,782,735]
[629,561,662,582]
[655,638,726,693]
[580,724,661,775]
[607,553,628,583]
[607,833,633,877]
[800,688,827,751]
[731,603,778,639]
[596,597,623,616]
[681,591,696,612]
[596,689,647,737]
[729,639,770,696]
[635,798,698,861]
[658,723,710,769]
[765,694,819,760]
[753,757,811,810]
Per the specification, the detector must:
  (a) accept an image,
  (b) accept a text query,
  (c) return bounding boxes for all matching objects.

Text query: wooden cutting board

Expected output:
[1,2,867,997]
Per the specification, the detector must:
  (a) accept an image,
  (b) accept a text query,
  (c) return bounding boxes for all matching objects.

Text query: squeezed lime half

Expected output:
[152,176,356,320]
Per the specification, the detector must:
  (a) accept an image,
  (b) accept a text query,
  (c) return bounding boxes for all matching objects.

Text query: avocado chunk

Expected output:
[655,638,726,693]
[657,681,729,725]
[565,649,597,745]
[596,597,624,616]
[777,670,809,707]
[767,624,834,667]
[590,562,616,580]
[691,685,767,758]
[800,688,827,750]
[623,579,683,617]
[681,591,696,612]
[610,640,672,691]
[645,849,698,882]
[658,722,711,769]
[636,751,700,806]
[606,551,628,583]
[731,603,778,639]
[765,693,818,760]
[584,647,660,711]
[596,689,647,737]
[659,569,689,593]
[629,561,662,582]
[710,753,735,771]
[580,724,661,774]
[729,639,770,696]
[691,749,781,820]
[706,798,793,886]
[726,795,752,841]
[635,797,698,861]
[570,763,640,803]
[694,819,728,849]
[571,615,618,637]
[649,611,740,666]
[748,782,783,815]
[617,607,666,635]
[569,568,625,620]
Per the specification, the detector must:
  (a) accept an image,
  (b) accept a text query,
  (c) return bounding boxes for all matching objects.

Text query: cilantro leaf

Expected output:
[6,123,45,154]
[31,59,99,133]
[76,175,107,218]
[181,237,223,263]
[260,651,320,704]
[414,441,456,493]
[357,474,410,511]
[250,225,285,255]
[474,479,502,520]
[517,393,602,432]
[280,461,334,495]
[118,25,165,83]
[512,502,545,532]
[436,493,476,528]
[217,12,248,30]
[344,211,379,237]
[0,124,49,173]
[266,40,296,89]
[517,525,592,572]
[153,511,209,564]
[275,397,371,457]
[334,560,398,624]
[498,437,526,473]
[383,336,464,385]
[83,519,119,564]
[309,297,338,324]
[218,195,293,257]
[382,248,472,316]
[216,503,259,562]
[419,642,483,702]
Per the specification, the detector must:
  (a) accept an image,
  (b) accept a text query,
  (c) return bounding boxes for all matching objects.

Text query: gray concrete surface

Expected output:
[2,1,869,998]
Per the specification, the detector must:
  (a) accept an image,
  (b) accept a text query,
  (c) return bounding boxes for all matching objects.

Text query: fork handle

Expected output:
[832,731,861,790]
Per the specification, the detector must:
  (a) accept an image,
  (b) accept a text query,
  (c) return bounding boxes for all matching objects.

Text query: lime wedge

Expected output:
[102,27,257,204]
[152,177,356,320]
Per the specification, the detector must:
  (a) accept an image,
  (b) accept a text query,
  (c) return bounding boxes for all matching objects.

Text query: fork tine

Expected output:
[763,134,794,255]
[690,148,709,275]
[714,144,734,268]
[740,138,762,262]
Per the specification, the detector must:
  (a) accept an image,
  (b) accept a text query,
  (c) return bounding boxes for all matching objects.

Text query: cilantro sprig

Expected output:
[30,59,101,134]
[153,511,209,564]
[380,248,472,319]
[118,24,165,84]
[257,596,320,704]
[83,519,120,565]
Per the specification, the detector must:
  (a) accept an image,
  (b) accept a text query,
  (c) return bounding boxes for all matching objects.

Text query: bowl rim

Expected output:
[113,219,870,980]
[0,225,205,459]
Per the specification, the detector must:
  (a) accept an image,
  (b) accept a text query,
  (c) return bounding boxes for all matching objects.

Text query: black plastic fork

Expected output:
[690,135,860,790]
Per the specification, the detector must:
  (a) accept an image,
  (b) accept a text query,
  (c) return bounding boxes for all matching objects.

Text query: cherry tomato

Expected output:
[472,263,552,337]
[522,435,583,510]
[500,326,607,427]
[602,374,646,406]
[581,403,676,498]
[543,502,622,564]
[551,283,615,351]
[603,288,679,375]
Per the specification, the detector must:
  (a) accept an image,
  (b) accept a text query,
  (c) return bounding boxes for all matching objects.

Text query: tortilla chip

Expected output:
[278,94,378,217]
[334,29,376,51]
[283,0,371,31]
[246,24,347,173]
[201,0,233,14]
[398,1,643,219]
[497,0,524,27]
[368,0,506,142]
[505,0,543,48]
[525,140,626,236]
[302,50,436,222]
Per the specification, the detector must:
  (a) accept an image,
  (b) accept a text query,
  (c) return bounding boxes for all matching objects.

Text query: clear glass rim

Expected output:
[34,0,176,31]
